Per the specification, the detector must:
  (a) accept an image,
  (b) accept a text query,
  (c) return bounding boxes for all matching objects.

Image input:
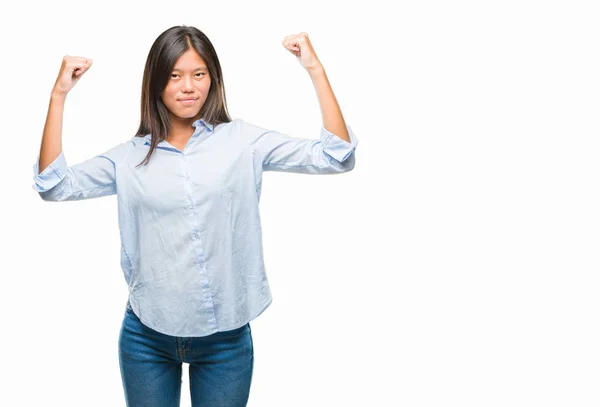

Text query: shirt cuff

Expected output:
[32,151,68,192]
[321,124,359,163]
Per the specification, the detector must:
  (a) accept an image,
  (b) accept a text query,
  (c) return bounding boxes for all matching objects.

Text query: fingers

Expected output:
[63,56,92,69]
[281,32,309,51]
[53,55,93,95]
[281,33,322,71]
[73,63,92,77]
[64,56,93,76]
[78,58,93,73]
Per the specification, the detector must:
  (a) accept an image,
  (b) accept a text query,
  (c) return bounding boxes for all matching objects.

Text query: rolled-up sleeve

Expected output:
[32,143,126,201]
[246,120,358,174]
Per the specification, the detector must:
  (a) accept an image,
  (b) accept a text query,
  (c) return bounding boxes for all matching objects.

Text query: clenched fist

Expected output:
[52,56,93,96]
[281,33,322,74]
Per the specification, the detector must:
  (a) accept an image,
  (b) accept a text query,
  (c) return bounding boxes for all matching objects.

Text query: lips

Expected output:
[178,98,198,105]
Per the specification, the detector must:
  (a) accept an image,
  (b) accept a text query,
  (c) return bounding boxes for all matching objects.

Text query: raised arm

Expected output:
[281,33,350,143]
[38,56,93,173]
[246,33,357,174]
[33,56,125,202]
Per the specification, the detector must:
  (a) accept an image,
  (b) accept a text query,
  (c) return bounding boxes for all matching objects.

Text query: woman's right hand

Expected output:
[52,56,93,96]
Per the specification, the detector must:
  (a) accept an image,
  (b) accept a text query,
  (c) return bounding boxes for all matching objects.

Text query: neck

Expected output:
[168,114,199,140]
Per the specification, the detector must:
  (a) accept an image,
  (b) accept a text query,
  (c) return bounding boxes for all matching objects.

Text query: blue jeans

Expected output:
[118,302,254,407]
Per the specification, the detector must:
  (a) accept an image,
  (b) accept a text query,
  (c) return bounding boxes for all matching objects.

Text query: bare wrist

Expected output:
[51,88,68,100]
[308,64,326,78]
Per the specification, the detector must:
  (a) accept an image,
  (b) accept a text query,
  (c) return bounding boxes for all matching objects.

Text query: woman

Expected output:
[33,25,358,407]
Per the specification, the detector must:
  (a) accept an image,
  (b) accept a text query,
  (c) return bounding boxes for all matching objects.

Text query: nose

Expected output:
[182,75,194,92]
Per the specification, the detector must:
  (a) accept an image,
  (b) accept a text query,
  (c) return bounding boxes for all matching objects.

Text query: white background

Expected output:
[1,0,599,406]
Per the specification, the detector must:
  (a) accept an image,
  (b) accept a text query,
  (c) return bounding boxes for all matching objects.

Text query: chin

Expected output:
[175,110,201,120]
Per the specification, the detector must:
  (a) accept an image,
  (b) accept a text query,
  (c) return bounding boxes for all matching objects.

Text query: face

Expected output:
[161,48,211,125]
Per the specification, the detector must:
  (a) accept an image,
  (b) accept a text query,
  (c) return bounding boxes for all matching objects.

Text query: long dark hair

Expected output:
[135,25,231,167]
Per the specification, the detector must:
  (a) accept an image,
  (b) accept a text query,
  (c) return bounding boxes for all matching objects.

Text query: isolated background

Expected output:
[2,0,599,406]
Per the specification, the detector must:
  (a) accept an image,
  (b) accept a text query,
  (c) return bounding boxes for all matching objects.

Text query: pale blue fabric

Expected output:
[32,118,358,336]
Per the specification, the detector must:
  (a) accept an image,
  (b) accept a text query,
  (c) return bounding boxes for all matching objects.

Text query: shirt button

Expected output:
[188,205,194,210]
[192,233,200,239]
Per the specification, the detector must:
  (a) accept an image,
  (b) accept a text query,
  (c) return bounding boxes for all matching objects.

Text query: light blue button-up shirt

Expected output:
[33,118,358,337]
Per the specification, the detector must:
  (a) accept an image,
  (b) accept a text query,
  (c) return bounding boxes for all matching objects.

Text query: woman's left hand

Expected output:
[282,32,323,74]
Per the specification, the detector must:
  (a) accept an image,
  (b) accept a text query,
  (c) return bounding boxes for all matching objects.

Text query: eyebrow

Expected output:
[172,66,208,72]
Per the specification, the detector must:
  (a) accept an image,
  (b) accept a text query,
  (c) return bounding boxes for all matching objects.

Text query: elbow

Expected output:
[33,183,54,201]
[336,152,356,173]
[36,184,67,202]
[320,149,356,174]
[38,190,57,202]
[345,153,356,172]
[33,175,71,202]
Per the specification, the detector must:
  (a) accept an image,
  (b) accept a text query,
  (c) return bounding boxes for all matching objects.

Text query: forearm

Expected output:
[38,92,66,174]
[308,66,350,143]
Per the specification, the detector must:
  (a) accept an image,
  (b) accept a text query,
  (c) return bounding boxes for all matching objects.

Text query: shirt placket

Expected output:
[181,150,218,331]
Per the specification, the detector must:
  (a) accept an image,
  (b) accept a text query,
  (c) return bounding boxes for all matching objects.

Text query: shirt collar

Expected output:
[142,118,214,144]
[193,118,214,131]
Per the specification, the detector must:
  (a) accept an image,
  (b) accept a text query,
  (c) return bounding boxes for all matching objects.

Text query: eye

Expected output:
[195,73,205,77]
[171,74,179,79]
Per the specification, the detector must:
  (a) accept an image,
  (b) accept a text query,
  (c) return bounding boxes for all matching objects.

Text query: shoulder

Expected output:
[223,118,269,138]
[216,118,247,132]
[212,119,267,147]
[96,138,140,166]
[129,134,149,148]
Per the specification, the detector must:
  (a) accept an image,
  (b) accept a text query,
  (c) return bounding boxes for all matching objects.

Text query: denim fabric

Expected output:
[119,302,254,407]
